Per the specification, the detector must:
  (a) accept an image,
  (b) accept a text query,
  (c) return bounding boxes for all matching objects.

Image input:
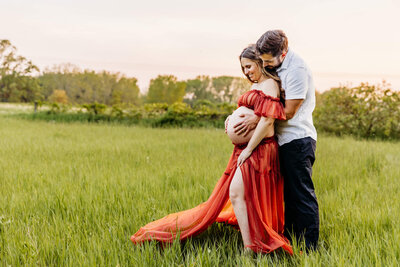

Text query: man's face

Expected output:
[259,53,285,70]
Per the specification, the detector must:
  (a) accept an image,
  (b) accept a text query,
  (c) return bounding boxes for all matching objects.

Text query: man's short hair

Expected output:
[256,30,289,57]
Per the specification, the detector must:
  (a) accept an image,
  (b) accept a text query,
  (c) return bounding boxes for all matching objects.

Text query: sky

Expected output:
[1,0,400,93]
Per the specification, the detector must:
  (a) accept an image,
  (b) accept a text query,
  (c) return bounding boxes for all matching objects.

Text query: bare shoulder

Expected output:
[258,79,280,98]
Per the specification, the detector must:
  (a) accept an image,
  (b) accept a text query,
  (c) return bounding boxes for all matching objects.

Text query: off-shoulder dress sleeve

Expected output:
[253,92,286,120]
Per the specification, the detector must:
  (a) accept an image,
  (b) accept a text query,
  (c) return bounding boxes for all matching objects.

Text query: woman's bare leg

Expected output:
[229,167,251,247]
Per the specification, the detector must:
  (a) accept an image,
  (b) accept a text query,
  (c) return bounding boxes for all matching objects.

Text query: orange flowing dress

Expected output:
[131,90,293,254]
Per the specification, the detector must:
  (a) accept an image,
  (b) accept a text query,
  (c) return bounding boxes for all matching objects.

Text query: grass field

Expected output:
[0,115,399,266]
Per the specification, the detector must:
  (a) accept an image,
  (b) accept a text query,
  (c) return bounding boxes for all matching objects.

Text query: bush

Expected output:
[47,102,70,114]
[168,102,193,115]
[22,100,232,129]
[49,89,68,104]
[143,103,168,118]
[314,82,400,140]
[82,102,107,115]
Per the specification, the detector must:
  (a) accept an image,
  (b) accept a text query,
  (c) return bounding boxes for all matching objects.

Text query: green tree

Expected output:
[111,77,140,105]
[39,65,140,105]
[39,64,81,101]
[212,76,234,103]
[147,75,186,104]
[185,75,213,103]
[230,77,251,103]
[0,39,41,102]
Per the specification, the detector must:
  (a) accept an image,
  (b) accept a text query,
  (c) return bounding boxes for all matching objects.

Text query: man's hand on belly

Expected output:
[233,113,260,137]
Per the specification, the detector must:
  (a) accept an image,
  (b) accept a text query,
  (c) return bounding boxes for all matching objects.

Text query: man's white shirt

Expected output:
[275,48,317,146]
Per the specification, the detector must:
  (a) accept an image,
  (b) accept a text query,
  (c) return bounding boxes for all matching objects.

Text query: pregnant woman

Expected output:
[131,45,292,255]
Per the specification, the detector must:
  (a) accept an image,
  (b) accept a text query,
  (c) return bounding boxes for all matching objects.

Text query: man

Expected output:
[234,30,319,250]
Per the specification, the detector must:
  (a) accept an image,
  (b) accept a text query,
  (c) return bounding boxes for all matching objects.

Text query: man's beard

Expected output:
[264,60,283,71]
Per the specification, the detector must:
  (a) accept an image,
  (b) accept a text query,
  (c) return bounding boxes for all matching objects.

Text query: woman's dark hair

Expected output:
[240,44,285,105]
[256,30,288,57]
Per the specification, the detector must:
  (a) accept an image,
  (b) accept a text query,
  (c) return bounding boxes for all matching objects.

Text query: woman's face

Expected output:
[240,57,262,82]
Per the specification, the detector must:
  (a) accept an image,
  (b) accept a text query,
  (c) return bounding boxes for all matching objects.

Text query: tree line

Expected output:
[0,39,250,106]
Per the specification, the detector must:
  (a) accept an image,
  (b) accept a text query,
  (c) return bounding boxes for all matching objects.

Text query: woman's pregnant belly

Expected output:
[226,106,255,145]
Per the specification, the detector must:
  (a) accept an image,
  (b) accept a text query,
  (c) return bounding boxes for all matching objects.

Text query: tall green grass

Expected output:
[0,117,399,266]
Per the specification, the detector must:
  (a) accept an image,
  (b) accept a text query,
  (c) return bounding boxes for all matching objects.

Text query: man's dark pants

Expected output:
[279,137,319,250]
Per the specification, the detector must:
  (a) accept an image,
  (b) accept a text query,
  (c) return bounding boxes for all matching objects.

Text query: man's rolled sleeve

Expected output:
[285,67,308,100]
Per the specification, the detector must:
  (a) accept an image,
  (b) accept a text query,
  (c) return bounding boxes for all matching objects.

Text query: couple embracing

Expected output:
[131,30,319,255]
